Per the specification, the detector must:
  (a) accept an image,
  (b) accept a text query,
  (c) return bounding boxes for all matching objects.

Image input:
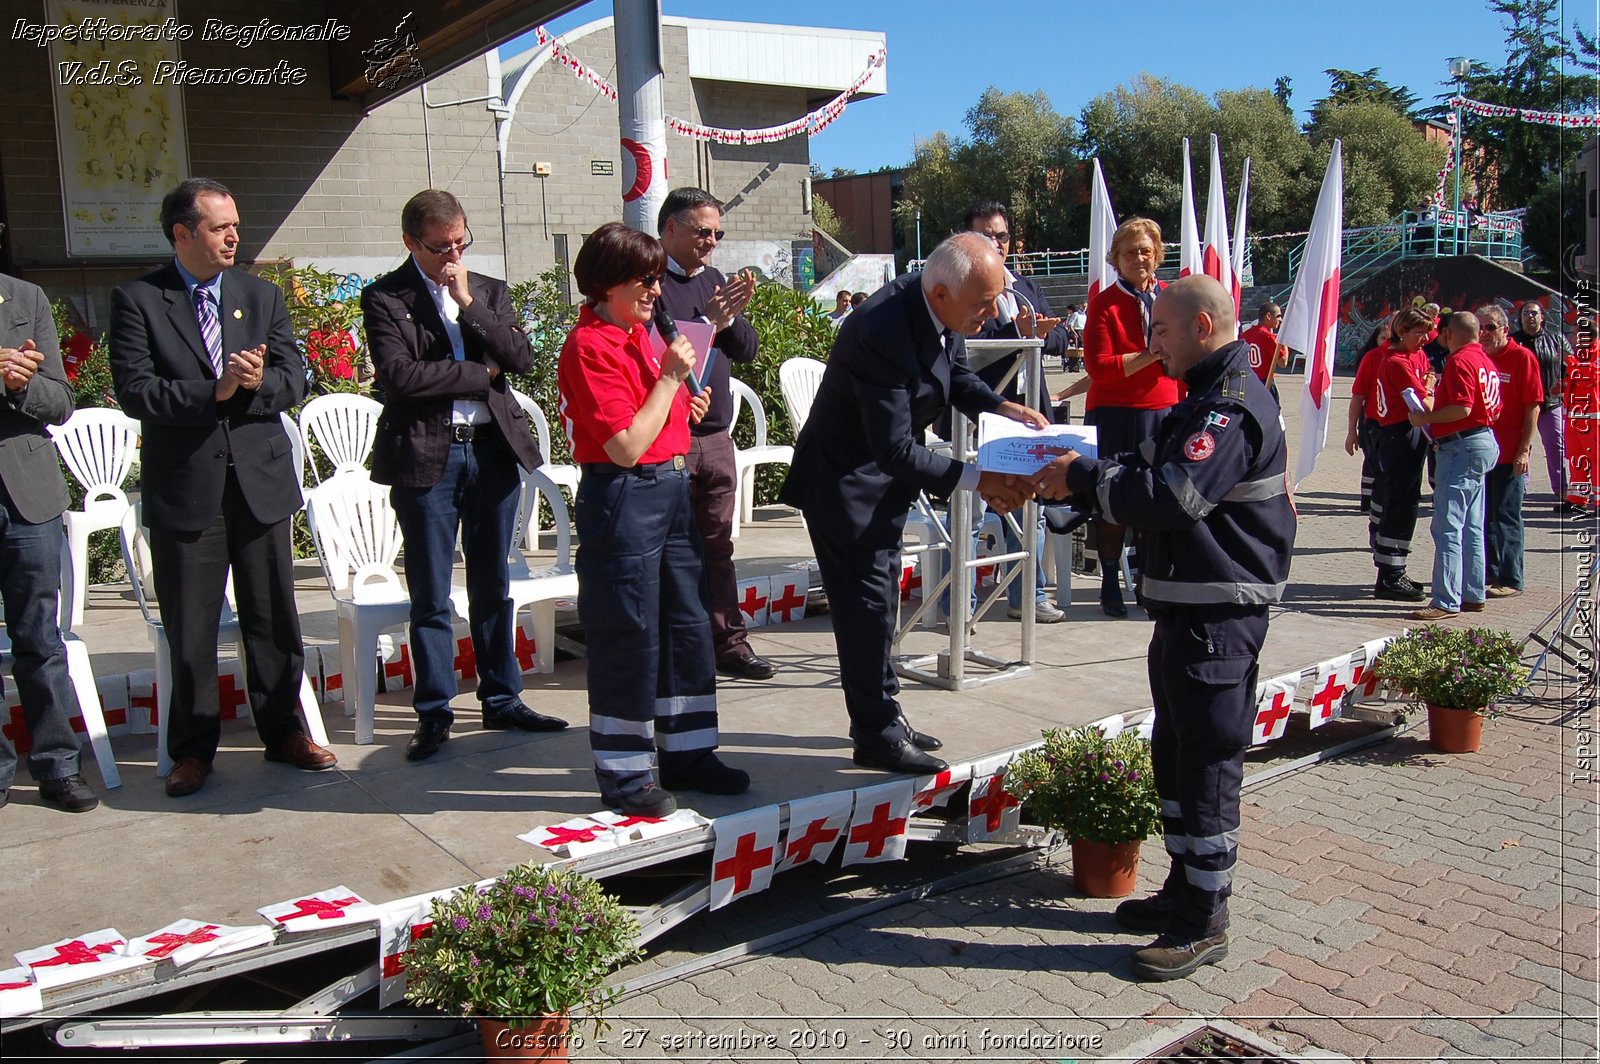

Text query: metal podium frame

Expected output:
[894,338,1046,691]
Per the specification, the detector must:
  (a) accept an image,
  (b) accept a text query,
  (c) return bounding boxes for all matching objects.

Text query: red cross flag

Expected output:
[217,659,250,721]
[1280,141,1344,490]
[1230,157,1252,316]
[591,807,709,842]
[1349,637,1393,702]
[90,673,129,736]
[1251,673,1301,746]
[735,576,771,628]
[967,754,1023,843]
[514,623,541,672]
[381,640,414,692]
[776,790,853,872]
[1178,138,1202,277]
[709,806,780,910]
[1087,159,1118,302]
[15,929,151,989]
[258,887,376,932]
[1307,653,1356,729]
[516,817,628,858]
[376,888,459,1007]
[128,668,158,733]
[127,918,274,969]
[453,635,478,681]
[913,762,973,811]
[0,966,42,1020]
[1202,134,1236,316]
[842,779,915,866]
[768,576,807,625]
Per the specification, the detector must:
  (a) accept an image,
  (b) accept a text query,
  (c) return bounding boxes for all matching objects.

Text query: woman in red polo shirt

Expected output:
[1082,217,1181,616]
[558,222,748,816]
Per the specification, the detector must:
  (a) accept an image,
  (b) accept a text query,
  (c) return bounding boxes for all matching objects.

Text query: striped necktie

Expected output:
[193,286,223,377]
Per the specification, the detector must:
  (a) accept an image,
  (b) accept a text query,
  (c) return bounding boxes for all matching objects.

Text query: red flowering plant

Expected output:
[1004,726,1161,844]
[50,298,115,408]
[258,262,368,395]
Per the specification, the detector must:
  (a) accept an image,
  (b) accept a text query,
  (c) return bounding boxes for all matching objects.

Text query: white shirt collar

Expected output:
[666,255,703,279]
[919,285,947,339]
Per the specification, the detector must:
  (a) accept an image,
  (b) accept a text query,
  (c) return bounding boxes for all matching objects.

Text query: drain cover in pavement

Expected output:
[1129,1020,1345,1063]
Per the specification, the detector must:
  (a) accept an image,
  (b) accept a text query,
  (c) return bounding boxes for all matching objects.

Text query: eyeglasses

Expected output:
[676,218,725,241]
[1481,323,1502,332]
[637,274,663,289]
[416,227,474,256]
[988,231,1011,245]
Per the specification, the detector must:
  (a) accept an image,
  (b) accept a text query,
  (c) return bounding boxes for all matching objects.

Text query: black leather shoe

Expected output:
[852,739,947,774]
[661,755,751,795]
[482,701,569,732]
[716,648,777,680]
[406,721,452,761]
[906,728,944,752]
[39,773,99,813]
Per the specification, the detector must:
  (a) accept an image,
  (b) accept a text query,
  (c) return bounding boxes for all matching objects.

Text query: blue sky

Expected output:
[518,0,1594,173]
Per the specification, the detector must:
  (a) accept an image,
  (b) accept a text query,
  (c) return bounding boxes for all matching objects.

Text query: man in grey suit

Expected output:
[0,264,98,812]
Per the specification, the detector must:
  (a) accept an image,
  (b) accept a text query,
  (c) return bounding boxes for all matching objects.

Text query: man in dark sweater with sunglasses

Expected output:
[655,187,775,681]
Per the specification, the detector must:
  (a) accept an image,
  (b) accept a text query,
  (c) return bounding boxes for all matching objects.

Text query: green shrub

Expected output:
[1005,727,1162,844]
[1374,625,1526,714]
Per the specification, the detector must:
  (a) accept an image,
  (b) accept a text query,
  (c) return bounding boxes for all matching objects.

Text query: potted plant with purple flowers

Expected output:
[1374,625,1525,753]
[1005,726,1162,898]
[403,863,641,1061]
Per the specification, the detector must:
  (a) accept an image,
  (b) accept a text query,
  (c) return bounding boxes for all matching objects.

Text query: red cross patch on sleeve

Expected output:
[1183,431,1216,461]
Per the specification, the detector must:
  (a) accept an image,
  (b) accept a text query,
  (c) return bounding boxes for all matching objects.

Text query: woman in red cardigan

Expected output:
[1082,217,1181,616]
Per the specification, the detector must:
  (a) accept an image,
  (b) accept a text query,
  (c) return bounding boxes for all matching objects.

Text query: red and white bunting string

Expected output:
[1431,112,1456,207]
[533,26,883,143]
[1451,95,1600,129]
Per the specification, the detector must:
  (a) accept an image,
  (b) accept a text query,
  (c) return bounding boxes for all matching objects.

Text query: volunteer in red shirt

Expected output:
[1344,314,1393,514]
[1241,301,1288,402]
[1407,312,1503,620]
[1368,304,1438,601]
[1082,217,1181,617]
[1474,304,1543,598]
[558,222,747,817]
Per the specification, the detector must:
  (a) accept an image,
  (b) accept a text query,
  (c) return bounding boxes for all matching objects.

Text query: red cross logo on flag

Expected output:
[142,926,220,960]
[714,833,775,894]
[1308,656,1354,729]
[914,766,971,810]
[453,636,477,680]
[900,559,921,601]
[0,972,33,992]
[281,896,363,921]
[514,625,539,672]
[380,921,434,978]
[776,792,852,872]
[843,780,915,866]
[784,818,840,866]
[2,702,30,755]
[709,807,780,910]
[1252,678,1297,746]
[217,670,249,721]
[736,578,770,626]
[768,580,807,623]
[16,929,152,988]
[1351,638,1391,699]
[30,939,121,967]
[260,887,374,930]
[129,920,274,969]
[517,817,626,855]
[967,760,1021,842]
[383,645,414,691]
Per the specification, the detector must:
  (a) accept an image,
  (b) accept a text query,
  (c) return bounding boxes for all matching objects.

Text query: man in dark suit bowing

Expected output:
[779,233,1045,774]
[362,189,565,763]
[110,178,336,797]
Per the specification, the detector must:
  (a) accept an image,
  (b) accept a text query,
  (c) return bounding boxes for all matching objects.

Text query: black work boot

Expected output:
[1114,890,1179,932]
[1132,929,1230,980]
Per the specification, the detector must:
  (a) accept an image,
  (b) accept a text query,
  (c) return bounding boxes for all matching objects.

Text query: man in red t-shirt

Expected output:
[1241,301,1287,399]
[1475,304,1543,597]
[1407,313,1503,619]
[1368,305,1438,601]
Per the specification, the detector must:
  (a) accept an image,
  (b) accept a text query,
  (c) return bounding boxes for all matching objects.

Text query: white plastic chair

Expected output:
[727,378,794,538]
[280,411,307,491]
[778,357,826,435]
[0,531,122,788]
[48,407,140,629]
[449,467,577,675]
[298,393,382,483]
[304,472,411,746]
[119,504,330,777]
[510,389,580,550]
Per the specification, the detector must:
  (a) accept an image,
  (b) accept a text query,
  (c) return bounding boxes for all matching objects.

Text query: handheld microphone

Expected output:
[653,302,704,394]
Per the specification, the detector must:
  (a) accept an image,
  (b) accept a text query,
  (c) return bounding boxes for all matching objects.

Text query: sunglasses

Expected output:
[416,227,474,256]
[676,219,725,241]
[1481,323,1502,332]
[988,231,1011,244]
[637,274,663,289]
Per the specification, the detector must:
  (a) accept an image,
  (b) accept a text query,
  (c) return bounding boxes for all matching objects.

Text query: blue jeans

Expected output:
[1484,463,1526,590]
[0,483,81,789]
[391,438,522,724]
[1430,429,1499,612]
[939,502,1048,614]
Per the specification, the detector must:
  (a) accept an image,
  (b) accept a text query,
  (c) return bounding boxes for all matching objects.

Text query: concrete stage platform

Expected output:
[0,369,1586,1029]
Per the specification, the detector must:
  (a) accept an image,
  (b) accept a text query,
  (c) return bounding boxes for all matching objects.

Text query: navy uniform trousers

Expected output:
[574,462,720,801]
[1147,603,1270,937]
[1371,423,1428,578]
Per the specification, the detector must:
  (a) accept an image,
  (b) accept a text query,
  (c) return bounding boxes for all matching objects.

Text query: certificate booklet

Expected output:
[647,318,718,392]
[976,413,1098,474]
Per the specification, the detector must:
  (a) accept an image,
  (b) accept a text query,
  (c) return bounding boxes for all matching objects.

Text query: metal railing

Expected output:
[1284,209,1524,283]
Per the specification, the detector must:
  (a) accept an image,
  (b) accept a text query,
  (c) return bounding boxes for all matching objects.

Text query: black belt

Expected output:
[582,455,687,477]
[1434,424,1491,444]
[449,423,494,443]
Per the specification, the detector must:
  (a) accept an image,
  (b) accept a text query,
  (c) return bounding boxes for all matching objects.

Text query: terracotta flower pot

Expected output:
[1426,703,1485,753]
[1071,838,1142,898]
[479,1014,572,1062]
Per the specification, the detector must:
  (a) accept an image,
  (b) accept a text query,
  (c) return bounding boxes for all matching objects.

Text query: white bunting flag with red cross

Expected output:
[217,656,250,722]
[709,806,780,910]
[90,673,130,737]
[128,668,159,733]
[1307,653,1357,729]
[376,888,459,1007]
[0,966,42,1020]
[767,575,807,624]
[380,638,414,692]
[1251,673,1301,745]
[1348,637,1393,703]
[126,918,275,968]
[517,817,627,857]
[15,929,151,989]
[776,791,853,872]
[842,779,915,866]
[590,808,709,842]
[967,754,1023,843]
[735,576,770,628]
[453,634,478,681]
[899,556,920,601]
[258,887,377,932]
[913,762,973,812]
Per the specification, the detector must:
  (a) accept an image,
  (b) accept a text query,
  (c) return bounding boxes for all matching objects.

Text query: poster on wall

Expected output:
[47,0,190,257]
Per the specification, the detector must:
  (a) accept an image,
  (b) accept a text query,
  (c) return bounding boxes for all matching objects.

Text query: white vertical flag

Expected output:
[1087,158,1118,302]
[1280,141,1345,490]
[1202,134,1234,314]
[1231,156,1252,308]
[1178,138,1202,277]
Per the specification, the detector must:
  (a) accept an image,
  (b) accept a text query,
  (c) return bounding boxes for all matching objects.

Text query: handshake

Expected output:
[975,447,1086,515]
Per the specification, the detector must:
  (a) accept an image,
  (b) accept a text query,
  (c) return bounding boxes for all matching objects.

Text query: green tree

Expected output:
[1078,74,1216,233]
[1308,101,1446,227]
[1309,68,1423,126]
